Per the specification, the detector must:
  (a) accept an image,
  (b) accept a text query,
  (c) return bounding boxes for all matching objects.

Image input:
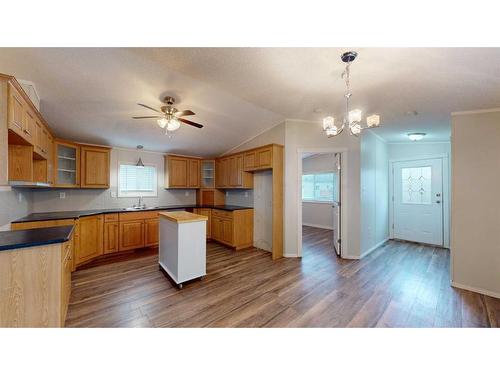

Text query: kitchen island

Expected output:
[159,211,208,288]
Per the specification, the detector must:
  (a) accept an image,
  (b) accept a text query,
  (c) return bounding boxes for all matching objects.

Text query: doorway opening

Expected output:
[298,150,345,259]
[389,155,450,248]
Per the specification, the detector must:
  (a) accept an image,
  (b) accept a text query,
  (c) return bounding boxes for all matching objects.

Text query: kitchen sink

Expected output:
[122,206,160,211]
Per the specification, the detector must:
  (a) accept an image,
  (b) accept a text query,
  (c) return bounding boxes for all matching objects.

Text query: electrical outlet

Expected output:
[244,191,248,198]
[18,193,23,203]
[185,191,189,197]
[59,192,66,199]
[226,191,229,197]
[110,191,117,198]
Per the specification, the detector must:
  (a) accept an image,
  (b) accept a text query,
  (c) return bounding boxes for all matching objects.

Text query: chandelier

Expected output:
[323,51,380,137]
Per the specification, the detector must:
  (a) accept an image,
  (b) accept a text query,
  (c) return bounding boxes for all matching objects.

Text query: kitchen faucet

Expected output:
[134,196,146,209]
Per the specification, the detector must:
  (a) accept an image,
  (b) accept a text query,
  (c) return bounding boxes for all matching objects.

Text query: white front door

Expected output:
[392,158,443,246]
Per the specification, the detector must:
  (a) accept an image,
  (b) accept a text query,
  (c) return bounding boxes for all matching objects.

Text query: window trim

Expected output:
[301,171,336,203]
[118,162,158,198]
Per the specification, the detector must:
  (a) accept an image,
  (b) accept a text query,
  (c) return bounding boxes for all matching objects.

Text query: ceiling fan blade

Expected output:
[137,103,161,113]
[132,116,162,119]
[179,118,204,128]
[174,110,195,117]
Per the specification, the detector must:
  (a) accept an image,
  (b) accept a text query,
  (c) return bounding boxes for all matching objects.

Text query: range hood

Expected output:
[9,181,51,188]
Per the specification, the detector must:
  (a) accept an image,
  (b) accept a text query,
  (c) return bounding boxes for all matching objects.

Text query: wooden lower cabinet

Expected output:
[144,218,159,247]
[193,208,212,239]
[0,238,73,327]
[75,215,104,265]
[211,209,253,250]
[119,220,144,251]
[103,221,119,254]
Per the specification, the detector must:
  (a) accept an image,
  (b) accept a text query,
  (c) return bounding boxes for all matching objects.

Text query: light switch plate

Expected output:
[111,191,117,198]
[185,191,189,196]
[245,191,248,198]
[59,192,66,199]
[18,193,23,202]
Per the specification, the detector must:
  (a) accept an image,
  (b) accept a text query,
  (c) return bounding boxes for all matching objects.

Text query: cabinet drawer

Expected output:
[104,213,119,222]
[119,210,158,221]
[212,209,233,219]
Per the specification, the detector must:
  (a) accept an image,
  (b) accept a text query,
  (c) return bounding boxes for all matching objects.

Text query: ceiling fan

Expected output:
[132,96,203,134]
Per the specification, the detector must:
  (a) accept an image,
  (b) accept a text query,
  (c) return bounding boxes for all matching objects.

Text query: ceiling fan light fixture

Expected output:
[166,118,181,132]
[157,117,168,128]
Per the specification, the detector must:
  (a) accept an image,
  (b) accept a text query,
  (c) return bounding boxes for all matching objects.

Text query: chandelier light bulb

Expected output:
[323,116,335,130]
[348,109,362,124]
[366,114,380,128]
[157,117,168,128]
[326,126,340,137]
[350,123,362,136]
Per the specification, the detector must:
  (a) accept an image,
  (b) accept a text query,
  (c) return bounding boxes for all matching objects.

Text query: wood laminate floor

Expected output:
[65,226,500,327]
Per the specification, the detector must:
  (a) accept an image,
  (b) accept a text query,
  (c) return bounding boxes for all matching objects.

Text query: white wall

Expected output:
[32,147,196,213]
[360,131,389,256]
[285,120,361,258]
[388,142,451,160]
[451,110,500,297]
[301,153,336,230]
[0,188,32,229]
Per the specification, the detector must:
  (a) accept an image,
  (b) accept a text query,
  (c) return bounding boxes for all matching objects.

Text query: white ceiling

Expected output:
[1,48,500,153]
[137,47,500,142]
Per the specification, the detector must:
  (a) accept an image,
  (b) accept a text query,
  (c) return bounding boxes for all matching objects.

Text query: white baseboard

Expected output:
[451,281,500,299]
[360,238,389,259]
[342,255,360,260]
[283,253,299,258]
[302,223,334,230]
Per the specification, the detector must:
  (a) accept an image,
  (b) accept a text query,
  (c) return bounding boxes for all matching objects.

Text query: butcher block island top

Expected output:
[159,211,208,224]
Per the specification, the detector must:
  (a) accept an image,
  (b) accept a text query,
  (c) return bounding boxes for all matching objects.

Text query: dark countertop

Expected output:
[12,204,254,223]
[0,226,74,252]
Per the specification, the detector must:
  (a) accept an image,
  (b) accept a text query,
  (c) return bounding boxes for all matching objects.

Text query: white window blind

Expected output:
[302,173,336,202]
[118,164,157,197]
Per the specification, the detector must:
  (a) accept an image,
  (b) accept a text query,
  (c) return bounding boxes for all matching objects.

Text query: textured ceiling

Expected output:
[1,48,500,153]
[136,47,500,142]
[0,48,283,157]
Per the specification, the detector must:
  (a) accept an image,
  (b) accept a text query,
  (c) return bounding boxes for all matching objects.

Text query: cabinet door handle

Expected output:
[24,129,32,136]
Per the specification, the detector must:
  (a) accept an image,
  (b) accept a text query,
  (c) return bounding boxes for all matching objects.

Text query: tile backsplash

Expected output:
[0,188,33,229]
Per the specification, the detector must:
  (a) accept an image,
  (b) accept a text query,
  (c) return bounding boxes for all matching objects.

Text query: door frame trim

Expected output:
[297,148,348,258]
[389,153,450,248]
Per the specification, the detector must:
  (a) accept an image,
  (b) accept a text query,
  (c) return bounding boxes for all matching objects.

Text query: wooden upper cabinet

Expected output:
[46,132,54,185]
[80,145,110,188]
[165,155,201,188]
[75,214,104,265]
[34,120,49,158]
[216,154,252,189]
[7,83,26,139]
[242,145,274,171]
[54,140,80,188]
[166,156,188,188]
[188,159,200,188]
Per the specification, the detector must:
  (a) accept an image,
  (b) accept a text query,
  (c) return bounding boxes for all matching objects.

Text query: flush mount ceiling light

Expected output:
[322,51,381,138]
[408,132,426,141]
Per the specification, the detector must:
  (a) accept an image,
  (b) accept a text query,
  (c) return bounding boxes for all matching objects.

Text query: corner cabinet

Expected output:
[75,215,104,266]
[164,154,201,188]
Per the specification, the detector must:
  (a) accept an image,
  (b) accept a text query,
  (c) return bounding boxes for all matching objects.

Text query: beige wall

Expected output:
[451,110,500,297]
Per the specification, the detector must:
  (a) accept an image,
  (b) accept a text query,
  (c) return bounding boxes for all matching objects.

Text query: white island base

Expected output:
[158,211,208,288]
